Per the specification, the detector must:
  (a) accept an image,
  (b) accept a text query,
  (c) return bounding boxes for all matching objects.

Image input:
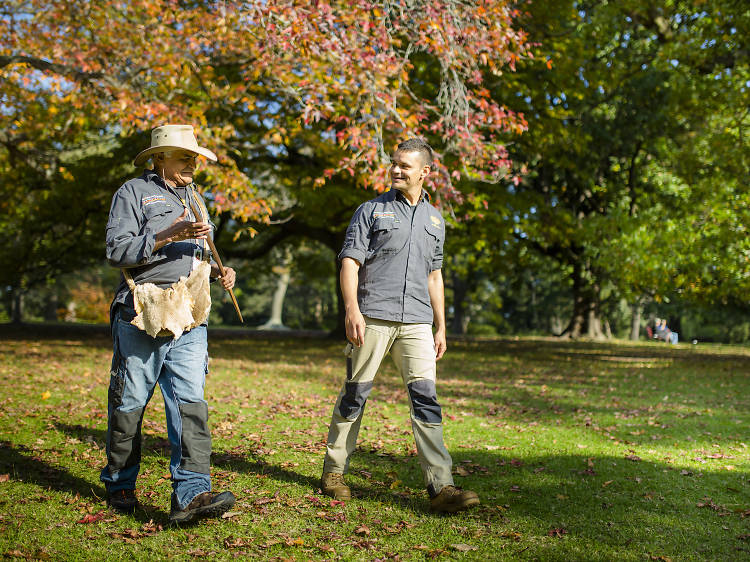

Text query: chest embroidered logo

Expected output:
[142,195,167,206]
[430,215,442,228]
[373,211,396,219]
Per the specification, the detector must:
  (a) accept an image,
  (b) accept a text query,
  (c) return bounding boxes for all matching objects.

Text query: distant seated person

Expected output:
[656,318,678,345]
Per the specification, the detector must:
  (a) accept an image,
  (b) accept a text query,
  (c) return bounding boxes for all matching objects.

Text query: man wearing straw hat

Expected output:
[101,124,237,524]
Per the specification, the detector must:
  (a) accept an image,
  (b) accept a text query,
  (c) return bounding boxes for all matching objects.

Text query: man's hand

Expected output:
[217,266,236,291]
[434,329,447,360]
[155,208,212,249]
[345,309,366,347]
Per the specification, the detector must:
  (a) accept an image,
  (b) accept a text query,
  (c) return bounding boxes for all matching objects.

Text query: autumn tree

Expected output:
[1,0,530,324]
[488,0,750,338]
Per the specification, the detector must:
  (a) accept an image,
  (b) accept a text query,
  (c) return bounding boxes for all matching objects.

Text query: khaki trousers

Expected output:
[323,316,454,496]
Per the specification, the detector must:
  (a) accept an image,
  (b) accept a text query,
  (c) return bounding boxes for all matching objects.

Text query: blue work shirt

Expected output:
[106,171,215,315]
[338,189,445,324]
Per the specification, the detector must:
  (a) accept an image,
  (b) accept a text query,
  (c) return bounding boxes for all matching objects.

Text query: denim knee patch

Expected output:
[179,401,211,474]
[338,381,373,420]
[108,407,144,472]
[407,379,442,423]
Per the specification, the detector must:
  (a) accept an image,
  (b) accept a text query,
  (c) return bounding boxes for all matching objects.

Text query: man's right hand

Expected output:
[155,208,211,250]
[345,309,366,347]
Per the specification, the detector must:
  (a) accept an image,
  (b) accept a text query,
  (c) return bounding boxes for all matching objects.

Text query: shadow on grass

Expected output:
[0,440,106,501]
[335,447,750,556]
[0,440,176,523]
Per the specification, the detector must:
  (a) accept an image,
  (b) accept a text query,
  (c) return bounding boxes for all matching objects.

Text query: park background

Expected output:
[2,1,750,560]
[2,0,749,343]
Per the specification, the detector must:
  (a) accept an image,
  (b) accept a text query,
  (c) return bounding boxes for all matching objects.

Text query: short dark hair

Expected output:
[395,138,434,167]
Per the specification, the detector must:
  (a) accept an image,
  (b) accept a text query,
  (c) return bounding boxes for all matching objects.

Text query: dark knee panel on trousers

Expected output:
[407,379,442,423]
[338,381,374,420]
[108,407,144,472]
[179,401,211,474]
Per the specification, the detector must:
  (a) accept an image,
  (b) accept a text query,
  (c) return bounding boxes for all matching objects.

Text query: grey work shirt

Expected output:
[338,189,445,324]
[106,171,215,316]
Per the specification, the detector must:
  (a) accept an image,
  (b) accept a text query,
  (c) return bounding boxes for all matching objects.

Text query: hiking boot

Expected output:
[321,472,351,500]
[169,491,236,525]
[430,485,480,513]
[107,489,138,513]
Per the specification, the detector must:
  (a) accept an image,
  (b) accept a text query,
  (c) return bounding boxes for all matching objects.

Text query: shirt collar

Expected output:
[141,170,191,192]
[392,188,431,204]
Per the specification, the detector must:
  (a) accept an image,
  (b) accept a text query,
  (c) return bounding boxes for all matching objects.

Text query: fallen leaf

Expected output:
[224,536,253,548]
[221,511,241,519]
[602,480,614,487]
[547,527,567,538]
[449,543,478,552]
[76,511,106,524]
[625,454,642,462]
[354,525,371,536]
[41,391,51,400]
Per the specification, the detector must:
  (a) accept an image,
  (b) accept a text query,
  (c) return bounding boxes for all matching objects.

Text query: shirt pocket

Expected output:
[141,203,175,232]
[143,203,175,220]
[369,218,400,252]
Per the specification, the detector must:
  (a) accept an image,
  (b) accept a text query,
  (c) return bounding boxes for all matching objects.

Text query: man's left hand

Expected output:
[218,267,236,291]
[434,329,447,361]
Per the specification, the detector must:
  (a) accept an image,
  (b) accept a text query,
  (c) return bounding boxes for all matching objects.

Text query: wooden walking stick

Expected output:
[188,194,243,323]
[205,237,244,323]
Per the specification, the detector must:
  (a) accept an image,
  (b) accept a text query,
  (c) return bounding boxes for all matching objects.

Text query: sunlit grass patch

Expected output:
[0,331,748,560]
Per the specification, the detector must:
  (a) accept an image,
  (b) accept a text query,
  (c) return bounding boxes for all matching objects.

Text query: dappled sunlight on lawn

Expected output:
[0,333,748,559]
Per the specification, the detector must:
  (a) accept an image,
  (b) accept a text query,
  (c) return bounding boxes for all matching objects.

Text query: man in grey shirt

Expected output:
[321,139,479,512]
[101,125,237,525]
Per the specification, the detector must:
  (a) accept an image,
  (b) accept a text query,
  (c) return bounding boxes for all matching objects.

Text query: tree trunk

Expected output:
[44,282,60,322]
[11,288,23,324]
[560,265,606,339]
[630,301,642,340]
[530,276,538,331]
[259,250,291,330]
[450,271,470,335]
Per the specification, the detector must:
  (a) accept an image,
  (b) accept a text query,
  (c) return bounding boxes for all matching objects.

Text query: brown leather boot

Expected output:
[169,491,236,525]
[430,485,480,512]
[321,472,351,500]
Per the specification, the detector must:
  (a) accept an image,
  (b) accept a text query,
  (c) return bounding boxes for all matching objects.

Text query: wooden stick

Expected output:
[187,191,243,323]
[205,236,243,323]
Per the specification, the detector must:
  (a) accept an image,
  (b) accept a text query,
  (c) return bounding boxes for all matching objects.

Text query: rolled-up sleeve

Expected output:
[105,188,158,268]
[432,226,444,271]
[338,203,372,264]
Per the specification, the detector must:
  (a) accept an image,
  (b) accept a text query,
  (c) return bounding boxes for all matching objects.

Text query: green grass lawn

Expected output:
[1,328,749,560]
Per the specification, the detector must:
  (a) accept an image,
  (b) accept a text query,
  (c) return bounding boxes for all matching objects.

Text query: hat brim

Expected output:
[133,145,218,167]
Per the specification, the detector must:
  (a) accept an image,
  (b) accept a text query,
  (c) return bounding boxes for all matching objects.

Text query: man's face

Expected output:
[389,150,429,192]
[158,150,198,187]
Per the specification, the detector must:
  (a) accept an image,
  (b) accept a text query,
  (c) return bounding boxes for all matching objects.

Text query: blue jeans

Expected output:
[100,313,212,509]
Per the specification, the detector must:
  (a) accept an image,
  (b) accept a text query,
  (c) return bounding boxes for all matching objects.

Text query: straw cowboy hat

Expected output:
[133,124,217,167]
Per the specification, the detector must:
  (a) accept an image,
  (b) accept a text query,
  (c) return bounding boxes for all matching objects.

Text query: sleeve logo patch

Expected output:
[142,195,167,206]
[430,215,442,228]
[373,211,396,219]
